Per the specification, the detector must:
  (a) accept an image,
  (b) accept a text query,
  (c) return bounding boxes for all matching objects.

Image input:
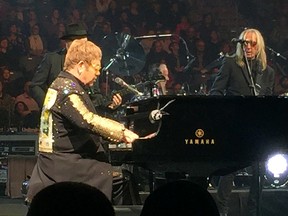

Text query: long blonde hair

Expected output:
[235,28,267,71]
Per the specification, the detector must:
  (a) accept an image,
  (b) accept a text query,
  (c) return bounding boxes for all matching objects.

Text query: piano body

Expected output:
[116,95,288,177]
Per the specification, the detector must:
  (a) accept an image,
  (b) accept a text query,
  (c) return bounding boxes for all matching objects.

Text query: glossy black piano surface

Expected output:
[116,95,288,177]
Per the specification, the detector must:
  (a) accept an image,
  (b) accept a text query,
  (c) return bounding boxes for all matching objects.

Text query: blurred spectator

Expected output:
[91,16,111,44]
[190,38,211,94]
[180,25,199,57]
[269,15,288,52]
[0,80,15,129]
[2,7,25,36]
[206,29,222,63]
[198,13,218,44]
[0,66,25,97]
[15,81,39,112]
[0,0,11,22]
[0,37,12,68]
[125,1,145,35]
[66,8,88,31]
[175,15,191,39]
[42,8,64,41]
[96,0,112,15]
[104,0,121,32]
[144,39,169,75]
[145,1,165,32]
[89,14,106,44]
[167,41,188,85]
[116,10,136,36]
[23,9,40,36]
[165,2,182,31]
[26,24,47,57]
[13,100,39,129]
[6,22,27,69]
[46,21,66,51]
[140,29,156,54]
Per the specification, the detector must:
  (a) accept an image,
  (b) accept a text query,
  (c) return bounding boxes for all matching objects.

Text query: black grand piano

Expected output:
[112,95,288,178]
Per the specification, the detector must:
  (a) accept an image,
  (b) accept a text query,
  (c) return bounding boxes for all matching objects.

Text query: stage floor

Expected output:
[0,188,288,216]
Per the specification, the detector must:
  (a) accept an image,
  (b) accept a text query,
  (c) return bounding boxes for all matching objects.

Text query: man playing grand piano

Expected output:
[209,28,275,216]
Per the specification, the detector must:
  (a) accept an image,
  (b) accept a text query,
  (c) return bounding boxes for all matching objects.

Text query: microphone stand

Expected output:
[178,35,195,64]
[242,46,257,96]
[266,46,288,77]
[242,45,262,216]
[266,46,287,61]
[101,58,117,96]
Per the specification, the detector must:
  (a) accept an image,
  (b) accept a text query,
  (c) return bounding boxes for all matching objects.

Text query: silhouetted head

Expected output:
[140,180,220,216]
[26,181,115,216]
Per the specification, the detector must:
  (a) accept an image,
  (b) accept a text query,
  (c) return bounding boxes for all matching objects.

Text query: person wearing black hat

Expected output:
[29,23,122,110]
[29,23,88,108]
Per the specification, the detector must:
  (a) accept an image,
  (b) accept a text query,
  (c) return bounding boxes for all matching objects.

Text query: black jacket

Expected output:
[209,56,275,96]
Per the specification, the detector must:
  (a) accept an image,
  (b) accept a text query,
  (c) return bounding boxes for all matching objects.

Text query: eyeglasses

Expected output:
[90,64,101,75]
[244,40,257,47]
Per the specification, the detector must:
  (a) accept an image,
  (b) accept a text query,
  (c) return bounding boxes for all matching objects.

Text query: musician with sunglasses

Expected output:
[209,28,275,216]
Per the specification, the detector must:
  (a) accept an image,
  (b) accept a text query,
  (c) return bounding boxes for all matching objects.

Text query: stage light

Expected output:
[265,153,288,188]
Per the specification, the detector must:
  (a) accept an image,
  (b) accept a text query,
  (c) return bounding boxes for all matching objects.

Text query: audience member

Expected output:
[104,0,121,33]
[26,181,115,216]
[144,39,169,75]
[198,13,218,44]
[15,81,39,112]
[13,100,39,129]
[26,23,47,57]
[180,25,199,57]
[0,80,15,129]
[145,1,165,32]
[190,38,211,94]
[165,2,182,31]
[175,15,191,39]
[167,41,188,85]
[125,1,145,34]
[42,8,64,41]
[0,37,11,68]
[96,0,112,15]
[23,9,40,36]
[140,180,220,216]
[6,22,27,69]
[0,66,25,97]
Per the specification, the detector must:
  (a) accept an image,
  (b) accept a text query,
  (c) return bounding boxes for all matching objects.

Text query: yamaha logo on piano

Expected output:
[184,129,215,145]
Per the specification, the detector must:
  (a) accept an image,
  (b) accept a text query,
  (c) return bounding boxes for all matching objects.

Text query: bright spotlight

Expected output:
[265,153,288,188]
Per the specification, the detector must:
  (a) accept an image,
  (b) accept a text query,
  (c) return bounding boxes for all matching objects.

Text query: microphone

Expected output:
[231,38,247,44]
[149,109,170,123]
[148,99,175,123]
[113,77,144,96]
[149,109,163,123]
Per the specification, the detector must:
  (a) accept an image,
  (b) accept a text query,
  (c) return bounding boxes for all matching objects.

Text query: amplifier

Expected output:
[0,134,38,156]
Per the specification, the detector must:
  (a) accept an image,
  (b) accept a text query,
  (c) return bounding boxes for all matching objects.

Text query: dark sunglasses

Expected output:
[244,40,257,47]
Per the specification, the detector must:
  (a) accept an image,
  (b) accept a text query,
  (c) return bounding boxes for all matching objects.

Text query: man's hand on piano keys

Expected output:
[122,128,139,144]
[138,132,158,139]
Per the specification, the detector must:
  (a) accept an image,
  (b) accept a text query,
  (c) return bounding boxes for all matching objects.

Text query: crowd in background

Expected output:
[0,0,288,130]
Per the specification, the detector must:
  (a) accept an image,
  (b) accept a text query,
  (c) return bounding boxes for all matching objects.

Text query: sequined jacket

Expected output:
[38,71,125,155]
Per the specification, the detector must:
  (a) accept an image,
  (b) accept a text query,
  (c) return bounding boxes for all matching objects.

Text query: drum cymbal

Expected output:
[100,32,146,76]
